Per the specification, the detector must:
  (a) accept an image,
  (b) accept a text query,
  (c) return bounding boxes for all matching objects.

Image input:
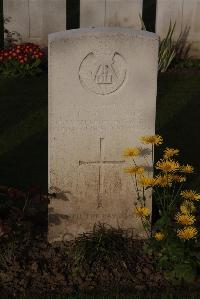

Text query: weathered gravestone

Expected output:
[80,0,143,28]
[48,28,158,242]
[156,0,200,58]
[4,0,66,46]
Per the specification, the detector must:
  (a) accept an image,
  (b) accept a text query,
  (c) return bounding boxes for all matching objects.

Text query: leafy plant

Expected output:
[140,16,191,73]
[72,223,137,266]
[158,23,192,72]
[0,43,44,78]
[158,22,176,73]
[123,134,200,284]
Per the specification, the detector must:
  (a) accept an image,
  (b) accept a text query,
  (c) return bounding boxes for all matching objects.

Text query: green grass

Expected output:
[0,70,200,193]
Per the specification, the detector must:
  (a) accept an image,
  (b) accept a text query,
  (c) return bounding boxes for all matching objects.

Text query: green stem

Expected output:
[132,158,141,199]
[154,187,165,212]
[142,186,145,203]
[131,174,141,202]
[140,217,151,238]
[152,144,154,165]
[169,182,184,211]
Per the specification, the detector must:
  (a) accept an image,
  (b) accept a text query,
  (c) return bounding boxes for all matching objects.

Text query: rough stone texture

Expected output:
[80,0,143,28]
[156,0,200,58]
[48,28,158,242]
[3,0,66,47]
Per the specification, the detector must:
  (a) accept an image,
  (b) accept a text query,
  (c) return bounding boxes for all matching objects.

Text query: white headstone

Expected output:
[3,0,66,47]
[156,0,200,58]
[48,28,158,242]
[80,0,143,28]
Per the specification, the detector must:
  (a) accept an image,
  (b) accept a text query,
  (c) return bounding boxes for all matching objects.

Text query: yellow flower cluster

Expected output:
[134,206,150,218]
[122,134,199,243]
[154,232,165,241]
[180,201,196,215]
[177,226,198,240]
[156,159,180,173]
[163,147,179,159]
[154,174,173,187]
[181,164,194,174]
[124,166,144,174]
[123,147,140,157]
[135,174,187,188]
[140,135,163,146]
[171,175,186,183]
[181,190,200,201]
[138,176,155,187]
[175,212,195,226]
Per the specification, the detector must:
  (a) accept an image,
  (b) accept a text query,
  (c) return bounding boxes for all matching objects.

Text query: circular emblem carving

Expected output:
[79,52,127,95]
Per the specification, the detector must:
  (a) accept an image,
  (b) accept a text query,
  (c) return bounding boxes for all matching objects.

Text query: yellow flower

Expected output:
[177,226,198,240]
[123,147,140,157]
[155,159,180,173]
[134,206,150,218]
[123,166,144,174]
[181,164,194,174]
[138,176,155,187]
[175,213,195,225]
[140,135,163,146]
[180,201,196,215]
[163,147,179,159]
[181,190,200,201]
[171,175,186,183]
[154,174,173,187]
[154,232,165,241]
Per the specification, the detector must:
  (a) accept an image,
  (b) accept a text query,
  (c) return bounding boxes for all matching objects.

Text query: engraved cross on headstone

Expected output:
[79,138,125,208]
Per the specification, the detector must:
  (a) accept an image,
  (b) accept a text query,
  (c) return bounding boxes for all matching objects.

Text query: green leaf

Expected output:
[165,264,196,283]
[158,255,169,268]
[153,214,171,228]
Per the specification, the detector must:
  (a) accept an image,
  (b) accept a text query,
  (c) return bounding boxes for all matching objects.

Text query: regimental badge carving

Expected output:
[79,52,127,95]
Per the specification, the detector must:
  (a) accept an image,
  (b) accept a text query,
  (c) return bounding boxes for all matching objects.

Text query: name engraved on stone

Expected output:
[69,213,133,220]
[79,51,127,95]
[79,138,125,208]
[54,119,152,131]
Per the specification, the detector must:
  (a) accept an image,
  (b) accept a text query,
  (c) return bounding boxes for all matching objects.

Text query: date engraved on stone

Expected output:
[79,52,127,95]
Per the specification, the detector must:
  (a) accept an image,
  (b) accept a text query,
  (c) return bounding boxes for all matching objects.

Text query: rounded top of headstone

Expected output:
[48,27,159,44]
